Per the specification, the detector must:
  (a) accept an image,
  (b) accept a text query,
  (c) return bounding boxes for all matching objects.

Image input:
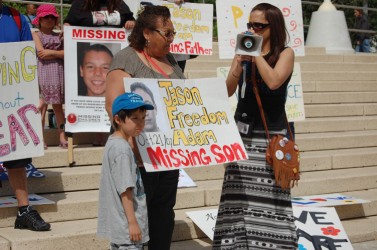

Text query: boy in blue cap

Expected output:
[97,92,154,250]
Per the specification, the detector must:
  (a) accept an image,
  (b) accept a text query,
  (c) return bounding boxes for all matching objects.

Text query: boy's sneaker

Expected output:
[14,206,50,231]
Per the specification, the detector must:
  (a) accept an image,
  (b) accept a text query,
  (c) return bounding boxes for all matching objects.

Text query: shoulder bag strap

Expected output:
[251,61,294,142]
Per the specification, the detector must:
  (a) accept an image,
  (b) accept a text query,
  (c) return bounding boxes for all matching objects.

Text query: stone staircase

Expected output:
[1,45,377,249]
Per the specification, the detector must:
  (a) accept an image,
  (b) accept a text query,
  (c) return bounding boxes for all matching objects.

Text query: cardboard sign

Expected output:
[0,41,44,162]
[64,26,129,133]
[217,63,306,122]
[186,209,218,240]
[136,1,213,55]
[292,193,369,207]
[125,78,247,172]
[216,0,305,59]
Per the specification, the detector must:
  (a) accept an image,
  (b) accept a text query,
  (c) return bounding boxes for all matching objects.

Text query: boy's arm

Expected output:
[121,188,142,242]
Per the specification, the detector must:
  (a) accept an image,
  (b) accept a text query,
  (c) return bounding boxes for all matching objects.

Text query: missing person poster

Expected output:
[216,0,305,59]
[64,26,129,133]
[125,78,247,172]
[0,41,44,162]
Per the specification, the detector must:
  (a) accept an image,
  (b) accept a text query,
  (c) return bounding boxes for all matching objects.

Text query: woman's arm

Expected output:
[255,48,294,90]
[225,54,251,97]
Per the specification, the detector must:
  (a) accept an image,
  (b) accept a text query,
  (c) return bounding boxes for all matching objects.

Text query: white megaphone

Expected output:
[235,33,263,56]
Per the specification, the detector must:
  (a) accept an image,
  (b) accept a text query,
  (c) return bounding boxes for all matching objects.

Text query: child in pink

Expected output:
[32,4,66,148]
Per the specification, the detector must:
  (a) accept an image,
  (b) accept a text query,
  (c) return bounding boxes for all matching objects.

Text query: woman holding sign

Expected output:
[213,3,297,249]
[105,6,184,250]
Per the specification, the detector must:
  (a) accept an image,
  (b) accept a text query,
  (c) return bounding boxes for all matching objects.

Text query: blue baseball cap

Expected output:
[112,92,154,116]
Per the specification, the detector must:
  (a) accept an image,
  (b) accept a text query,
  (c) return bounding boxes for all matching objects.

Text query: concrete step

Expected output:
[0,214,375,250]
[186,60,377,72]
[292,166,377,196]
[1,167,376,226]
[295,116,377,133]
[304,92,377,104]
[300,147,377,171]
[303,80,377,92]
[296,130,377,151]
[304,103,377,118]
[302,71,377,81]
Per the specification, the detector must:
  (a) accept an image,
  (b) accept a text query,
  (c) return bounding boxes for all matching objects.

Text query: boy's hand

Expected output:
[128,222,142,242]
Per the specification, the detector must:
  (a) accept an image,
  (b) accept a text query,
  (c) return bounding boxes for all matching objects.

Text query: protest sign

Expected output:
[64,26,129,133]
[187,206,353,249]
[0,41,44,162]
[125,78,247,172]
[294,206,353,249]
[216,0,305,59]
[292,193,369,207]
[0,194,54,208]
[137,1,213,55]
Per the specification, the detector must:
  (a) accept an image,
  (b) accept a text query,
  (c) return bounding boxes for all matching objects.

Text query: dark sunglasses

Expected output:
[152,29,176,39]
[247,22,270,31]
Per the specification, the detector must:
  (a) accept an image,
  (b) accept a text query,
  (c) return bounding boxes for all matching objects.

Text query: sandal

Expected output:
[59,141,68,149]
[44,143,48,150]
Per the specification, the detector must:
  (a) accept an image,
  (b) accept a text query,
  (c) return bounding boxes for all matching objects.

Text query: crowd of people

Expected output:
[3,0,375,249]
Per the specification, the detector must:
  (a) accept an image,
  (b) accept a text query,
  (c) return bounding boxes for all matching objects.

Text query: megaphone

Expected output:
[235,33,263,56]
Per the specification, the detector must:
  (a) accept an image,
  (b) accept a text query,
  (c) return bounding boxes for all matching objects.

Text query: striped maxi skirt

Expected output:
[212,133,298,250]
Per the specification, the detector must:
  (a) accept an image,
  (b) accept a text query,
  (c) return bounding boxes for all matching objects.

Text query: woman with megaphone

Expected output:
[213,3,297,249]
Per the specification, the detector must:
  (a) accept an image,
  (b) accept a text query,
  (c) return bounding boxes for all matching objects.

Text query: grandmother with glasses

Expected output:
[212,3,298,249]
[105,5,184,250]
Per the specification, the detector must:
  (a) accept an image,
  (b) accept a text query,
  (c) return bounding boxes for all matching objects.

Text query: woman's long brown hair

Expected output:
[82,0,121,13]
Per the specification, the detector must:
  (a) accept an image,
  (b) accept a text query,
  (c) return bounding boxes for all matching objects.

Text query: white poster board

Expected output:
[0,41,44,162]
[216,63,305,122]
[292,193,369,207]
[216,0,305,59]
[125,78,247,172]
[136,1,213,55]
[294,206,353,250]
[64,26,129,133]
[187,206,353,249]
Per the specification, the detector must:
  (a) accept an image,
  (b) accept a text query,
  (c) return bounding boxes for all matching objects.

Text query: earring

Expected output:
[146,39,150,47]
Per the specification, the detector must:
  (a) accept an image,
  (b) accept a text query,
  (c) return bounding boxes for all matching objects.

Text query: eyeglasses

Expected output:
[247,22,270,31]
[152,29,176,39]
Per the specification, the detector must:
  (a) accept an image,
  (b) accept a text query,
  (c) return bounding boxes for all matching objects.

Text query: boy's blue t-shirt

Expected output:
[0,6,33,42]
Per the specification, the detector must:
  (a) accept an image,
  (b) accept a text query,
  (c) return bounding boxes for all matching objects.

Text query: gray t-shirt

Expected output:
[97,135,149,245]
[109,46,185,79]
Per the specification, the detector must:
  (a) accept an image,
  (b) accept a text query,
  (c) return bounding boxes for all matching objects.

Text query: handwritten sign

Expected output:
[137,1,213,55]
[0,163,45,180]
[216,0,305,59]
[64,26,129,133]
[292,193,369,207]
[294,206,353,250]
[0,41,44,162]
[187,206,353,249]
[186,209,218,240]
[216,63,306,122]
[125,78,247,172]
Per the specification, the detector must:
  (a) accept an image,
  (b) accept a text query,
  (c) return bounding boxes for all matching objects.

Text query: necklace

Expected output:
[142,50,182,79]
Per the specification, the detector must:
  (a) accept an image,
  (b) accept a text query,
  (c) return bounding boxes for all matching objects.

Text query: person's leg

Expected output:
[52,104,67,147]
[141,169,179,250]
[7,167,29,206]
[355,44,361,52]
[362,38,371,53]
[4,159,50,231]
